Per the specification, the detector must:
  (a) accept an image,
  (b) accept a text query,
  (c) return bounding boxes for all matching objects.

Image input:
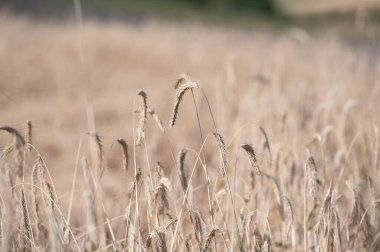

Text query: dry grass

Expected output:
[1,10,380,251]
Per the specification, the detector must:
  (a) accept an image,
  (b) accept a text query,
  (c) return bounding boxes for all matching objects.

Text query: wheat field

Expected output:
[0,10,380,251]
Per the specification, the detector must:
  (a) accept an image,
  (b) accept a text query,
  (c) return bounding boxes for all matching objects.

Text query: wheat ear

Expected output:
[241,143,261,175]
[213,132,227,177]
[117,139,129,171]
[177,148,188,194]
[136,90,148,145]
[169,76,199,128]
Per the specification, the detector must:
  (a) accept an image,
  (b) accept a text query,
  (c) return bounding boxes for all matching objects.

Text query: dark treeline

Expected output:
[189,0,277,13]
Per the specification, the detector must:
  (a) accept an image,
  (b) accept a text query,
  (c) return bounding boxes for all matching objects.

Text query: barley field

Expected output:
[0,10,380,251]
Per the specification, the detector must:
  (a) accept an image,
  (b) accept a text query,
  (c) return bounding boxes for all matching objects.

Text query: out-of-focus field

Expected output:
[1,8,380,251]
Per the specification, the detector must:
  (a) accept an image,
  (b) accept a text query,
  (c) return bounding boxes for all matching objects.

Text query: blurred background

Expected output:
[2,0,380,29]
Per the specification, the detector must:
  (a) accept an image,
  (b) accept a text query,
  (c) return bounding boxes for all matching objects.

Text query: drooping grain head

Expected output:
[136,90,148,146]
[241,143,261,175]
[169,77,199,128]
[0,125,25,181]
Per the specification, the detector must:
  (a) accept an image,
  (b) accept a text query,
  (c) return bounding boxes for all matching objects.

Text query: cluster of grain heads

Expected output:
[146,218,177,252]
[191,208,219,251]
[2,73,380,251]
[0,124,76,251]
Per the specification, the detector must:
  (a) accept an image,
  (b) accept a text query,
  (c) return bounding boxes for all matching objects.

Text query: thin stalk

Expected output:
[190,90,213,220]
[199,88,240,237]
[132,99,142,251]
[170,134,211,252]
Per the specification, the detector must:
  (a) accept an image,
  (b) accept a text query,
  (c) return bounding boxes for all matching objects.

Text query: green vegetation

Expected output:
[85,0,282,25]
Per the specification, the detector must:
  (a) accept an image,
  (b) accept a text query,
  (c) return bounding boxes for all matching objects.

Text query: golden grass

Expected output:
[0,11,380,251]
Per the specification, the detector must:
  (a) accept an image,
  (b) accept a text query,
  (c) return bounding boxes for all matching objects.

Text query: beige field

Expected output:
[0,10,380,251]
